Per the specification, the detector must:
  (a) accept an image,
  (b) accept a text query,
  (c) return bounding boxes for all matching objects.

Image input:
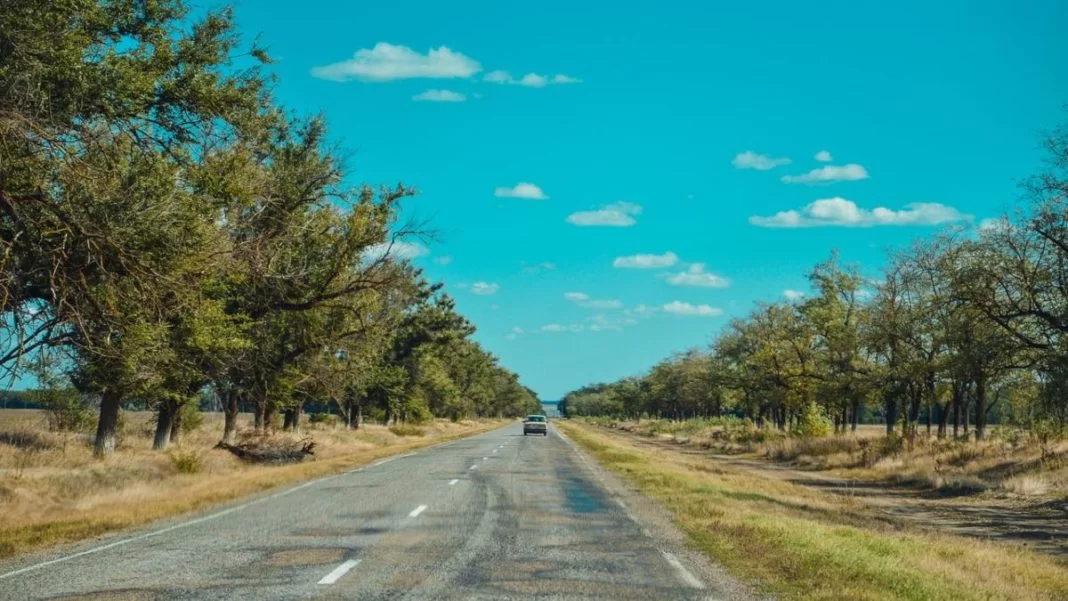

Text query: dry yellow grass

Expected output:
[0,409,506,558]
[557,420,1068,601]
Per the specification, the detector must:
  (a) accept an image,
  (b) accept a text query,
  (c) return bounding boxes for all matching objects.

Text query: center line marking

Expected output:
[409,504,428,518]
[448,478,459,486]
[482,456,488,460]
[469,464,478,470]
[318,559,361,585]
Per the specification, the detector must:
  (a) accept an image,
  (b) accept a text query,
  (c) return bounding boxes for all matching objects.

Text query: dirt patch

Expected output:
[261,547,346,566]
[46,590,158,601]
[612,426,1068,557]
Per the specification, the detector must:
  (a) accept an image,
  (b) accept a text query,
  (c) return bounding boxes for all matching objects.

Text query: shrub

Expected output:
[308,412,336,426]
[169,450,204,474]
[389,423,425,437]
[790,402,833,438]
[179,402,204,433]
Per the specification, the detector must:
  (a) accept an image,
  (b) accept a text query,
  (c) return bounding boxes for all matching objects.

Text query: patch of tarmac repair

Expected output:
[262,547,347,566]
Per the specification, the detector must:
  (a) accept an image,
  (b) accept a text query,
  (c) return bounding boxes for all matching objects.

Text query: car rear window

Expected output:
[527,416,546,422]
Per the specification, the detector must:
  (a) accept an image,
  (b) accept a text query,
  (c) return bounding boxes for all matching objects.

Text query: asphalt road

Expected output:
[0,423,751,600]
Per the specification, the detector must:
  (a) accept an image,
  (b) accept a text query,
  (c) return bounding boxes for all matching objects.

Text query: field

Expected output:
[0,409,505,558]
[557,419,1068,601]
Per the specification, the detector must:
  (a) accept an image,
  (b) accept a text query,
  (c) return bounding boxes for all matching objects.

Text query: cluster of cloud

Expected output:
[566,202,642,227]
[749,197,972,228]
[662,301,722,317]
[495,182,548,199]
[432,255,453,266]
[521,261,556,274]
[471,281,500,295]
[665,263,730,288]
[783,289,805,301]
[732,151,791,170]
[782,163,869,184]
[366,240,429,261]
[612,252,678,269]
[312,43,480,82]
[312,43,580,103]
[484,71,581,87]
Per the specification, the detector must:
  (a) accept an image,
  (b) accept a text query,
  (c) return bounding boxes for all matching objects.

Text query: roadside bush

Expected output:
[179,402,204,433]
[790,402,833,438]
[35,389,93,433]
[169,450,204,474]
[389,423,425,437]
[308,412,337,426]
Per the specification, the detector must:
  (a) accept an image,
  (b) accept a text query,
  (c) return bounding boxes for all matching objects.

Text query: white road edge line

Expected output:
[0,425,513,581]
[482,457,488,460]
[448,479,459,486]
[318,559,361,585]
[408,504,428,518]
[661,551,705,590]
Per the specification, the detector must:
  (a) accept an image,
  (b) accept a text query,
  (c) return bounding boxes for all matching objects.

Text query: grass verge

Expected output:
[0,411,506,559]
[556,420,1068,601]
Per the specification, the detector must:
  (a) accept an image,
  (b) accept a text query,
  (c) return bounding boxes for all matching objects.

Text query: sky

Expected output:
[234,0,1067,400]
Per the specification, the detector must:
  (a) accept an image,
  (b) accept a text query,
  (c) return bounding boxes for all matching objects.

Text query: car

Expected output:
[523,414,548,436]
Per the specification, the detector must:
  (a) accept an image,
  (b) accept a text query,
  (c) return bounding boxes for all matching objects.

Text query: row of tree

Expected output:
[562,121,1068,441]
[0,0,540,456]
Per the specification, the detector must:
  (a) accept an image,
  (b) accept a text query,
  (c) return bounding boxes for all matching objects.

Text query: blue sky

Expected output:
[236,0,1067,400]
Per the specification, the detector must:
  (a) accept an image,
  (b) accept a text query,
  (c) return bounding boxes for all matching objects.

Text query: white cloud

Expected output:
[750,197,973,228]
[566,202,641,227]
[484,71,581,87]
[412,89,466,102]
[471,281,500,295]
[666,263,730,288]
[312,43,481,82]
[781,163,869,184]
[663,301,723,317]
[624,304,659,318]
[366,240,429,261]
[565,291,623,310]
[521,261,556,274]
[512,326,524,335]
[732,151,792,170]
[433,255,453,265]
[814,150,833,162]
[784,289,805,301]
[519,73,548,87]
[504,333,519,340]
[484,70,512,83]
[540,323,585,333]
[494,182,547,199]
[613,252,679,269]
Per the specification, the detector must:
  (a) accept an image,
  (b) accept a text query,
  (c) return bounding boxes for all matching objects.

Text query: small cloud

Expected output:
[565,292,622,309]
[784,289,805,301]
[512,326,524,335]
[566,202,641,227]
[814,150,833,162]
[312,43,481,82]
[750,197,972,228]
[433,255,453,265]
[732,151,791,170]
[540,323,584,333]
[494,182,548,199]
[471,282,500,295]
[782,163,869,184]
[666,263,730,288]
[504,333,519,340]
[519,73,548,87]
[484,69,512,83]
[552,74,581,84]
[613,252,678,269]
[521,261,556,274]
[663,301,723,317]
[412,89,466,102]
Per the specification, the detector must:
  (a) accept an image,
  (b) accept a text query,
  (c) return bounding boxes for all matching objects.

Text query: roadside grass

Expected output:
[601,418,1068,498]
[557,420,1068,601]
[0,410,506,558]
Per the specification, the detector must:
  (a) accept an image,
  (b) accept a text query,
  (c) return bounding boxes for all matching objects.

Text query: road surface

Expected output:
[0,423,751,600]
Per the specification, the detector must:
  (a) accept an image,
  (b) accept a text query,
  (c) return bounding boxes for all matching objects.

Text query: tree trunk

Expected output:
[974,373,987,441]
[94,389,122,458]
[952,384,962,438]
[850,398,860,432]
[169,404,182,445]
[153,401,175,450]
[263,401,277,432]
[283,408,296,431]
[254,402,265,431]
[926,404,932,436]
[937,400,950,439]
[223,388,239,445]
[885,392,898,436]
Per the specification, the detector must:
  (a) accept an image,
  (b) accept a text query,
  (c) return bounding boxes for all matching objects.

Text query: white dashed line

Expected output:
[482,457,488,461]
[318,559,361,585]
[448,479,459,486]
[469,464,478,470]
[661,551,704,589]
[408,504,428,518]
